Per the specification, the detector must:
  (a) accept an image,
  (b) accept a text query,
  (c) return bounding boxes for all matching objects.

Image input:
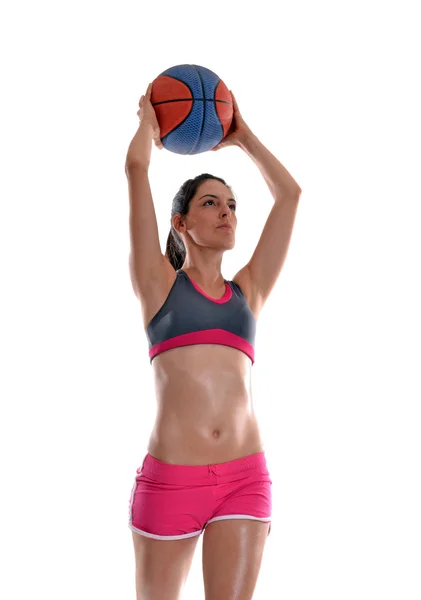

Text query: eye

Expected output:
[203,199,236,211]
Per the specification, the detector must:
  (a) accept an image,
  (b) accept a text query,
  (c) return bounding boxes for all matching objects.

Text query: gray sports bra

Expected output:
[146,269,256,364]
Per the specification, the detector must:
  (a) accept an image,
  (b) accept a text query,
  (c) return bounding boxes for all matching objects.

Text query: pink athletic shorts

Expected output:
[128,451,272,540]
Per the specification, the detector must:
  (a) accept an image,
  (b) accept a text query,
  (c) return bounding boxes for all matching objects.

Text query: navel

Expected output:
[212,428,221,438]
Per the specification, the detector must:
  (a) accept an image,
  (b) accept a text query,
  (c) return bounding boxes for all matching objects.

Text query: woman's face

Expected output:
[176,179,237,250]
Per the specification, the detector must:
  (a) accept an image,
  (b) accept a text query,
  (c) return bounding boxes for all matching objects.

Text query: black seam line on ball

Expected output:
[190,66,206,155]
[152,99,233,106]
[214,80,224,141]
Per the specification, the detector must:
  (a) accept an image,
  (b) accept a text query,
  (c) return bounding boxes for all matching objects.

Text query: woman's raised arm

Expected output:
[125,85,169,302]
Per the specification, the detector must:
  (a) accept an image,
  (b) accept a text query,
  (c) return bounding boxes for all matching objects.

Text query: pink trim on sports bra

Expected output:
[181,270,232,304]
[149,329,255,363]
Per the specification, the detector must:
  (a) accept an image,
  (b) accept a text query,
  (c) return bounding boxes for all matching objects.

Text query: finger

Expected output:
[153,130,163,148]
[145,82,153,97]
[230,91,239,110]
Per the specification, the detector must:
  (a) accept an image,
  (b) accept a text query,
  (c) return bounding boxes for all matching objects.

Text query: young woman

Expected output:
[126,82,302,599]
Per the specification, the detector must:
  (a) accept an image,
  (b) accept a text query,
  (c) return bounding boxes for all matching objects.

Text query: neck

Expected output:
[181,264,224,287]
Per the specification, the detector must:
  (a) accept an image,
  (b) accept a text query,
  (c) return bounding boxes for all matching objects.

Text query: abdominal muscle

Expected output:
[146,343,265,466]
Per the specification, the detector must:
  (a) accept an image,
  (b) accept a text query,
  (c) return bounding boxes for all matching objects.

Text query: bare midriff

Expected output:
[146,343,264,466]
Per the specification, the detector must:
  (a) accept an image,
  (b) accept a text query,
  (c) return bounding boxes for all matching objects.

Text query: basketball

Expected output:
[150,64,233,155]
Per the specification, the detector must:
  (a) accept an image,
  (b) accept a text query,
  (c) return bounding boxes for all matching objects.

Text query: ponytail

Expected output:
[165,228,186,271]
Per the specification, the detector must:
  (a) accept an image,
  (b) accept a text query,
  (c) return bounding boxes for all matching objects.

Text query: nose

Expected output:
[220,205,232,219]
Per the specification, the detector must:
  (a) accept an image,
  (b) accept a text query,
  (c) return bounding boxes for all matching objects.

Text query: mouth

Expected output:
[217,225,233,231]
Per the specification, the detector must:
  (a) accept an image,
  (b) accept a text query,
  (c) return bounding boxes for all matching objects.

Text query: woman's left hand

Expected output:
[211,91,253,151]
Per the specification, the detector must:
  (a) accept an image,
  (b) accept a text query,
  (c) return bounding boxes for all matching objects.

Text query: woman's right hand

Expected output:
[126,83,163,170]
[137,82,163,150]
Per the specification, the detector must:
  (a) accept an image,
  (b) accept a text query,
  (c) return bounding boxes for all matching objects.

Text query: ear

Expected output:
[172,213,186,234]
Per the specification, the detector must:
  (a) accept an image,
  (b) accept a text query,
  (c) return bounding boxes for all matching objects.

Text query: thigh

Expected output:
[202,519,270,600]
[132,531,200,600]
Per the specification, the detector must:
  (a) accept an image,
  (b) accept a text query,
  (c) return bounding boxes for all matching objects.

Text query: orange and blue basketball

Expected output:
[151,64,233,155]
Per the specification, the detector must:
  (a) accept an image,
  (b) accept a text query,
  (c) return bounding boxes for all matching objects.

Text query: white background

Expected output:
[1,0,420,598]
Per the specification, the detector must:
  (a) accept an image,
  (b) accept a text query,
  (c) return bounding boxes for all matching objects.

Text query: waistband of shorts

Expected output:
[137,451,268,483]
